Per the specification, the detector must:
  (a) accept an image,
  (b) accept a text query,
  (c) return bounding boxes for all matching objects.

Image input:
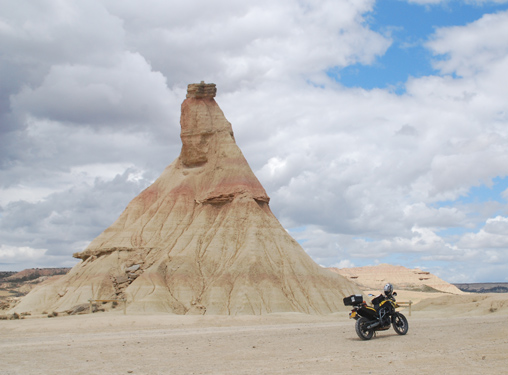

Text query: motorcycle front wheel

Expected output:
[392,313,408,335]
[355,317,374,340]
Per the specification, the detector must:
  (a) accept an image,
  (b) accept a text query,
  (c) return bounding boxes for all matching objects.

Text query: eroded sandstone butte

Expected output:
[329,264,465,295]
[13,82,359,315]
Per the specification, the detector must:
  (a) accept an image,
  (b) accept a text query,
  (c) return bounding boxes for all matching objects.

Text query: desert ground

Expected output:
[2,293,507,375]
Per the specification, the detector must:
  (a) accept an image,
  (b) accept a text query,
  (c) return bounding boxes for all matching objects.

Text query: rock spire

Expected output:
[13,82,359,315]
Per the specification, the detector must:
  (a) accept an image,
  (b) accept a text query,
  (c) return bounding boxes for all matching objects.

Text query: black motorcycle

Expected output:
[343,292,409,340]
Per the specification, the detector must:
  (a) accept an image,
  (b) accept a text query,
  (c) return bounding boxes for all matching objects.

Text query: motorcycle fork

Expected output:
[378,308,391,328]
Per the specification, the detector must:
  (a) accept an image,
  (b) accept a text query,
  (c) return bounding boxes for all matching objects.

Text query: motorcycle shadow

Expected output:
[347,332,407,342]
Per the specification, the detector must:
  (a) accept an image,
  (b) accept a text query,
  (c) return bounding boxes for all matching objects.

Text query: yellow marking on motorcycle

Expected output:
[349,311,357,319]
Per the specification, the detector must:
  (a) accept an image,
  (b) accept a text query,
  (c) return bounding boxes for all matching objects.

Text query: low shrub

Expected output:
[9,312,20,320]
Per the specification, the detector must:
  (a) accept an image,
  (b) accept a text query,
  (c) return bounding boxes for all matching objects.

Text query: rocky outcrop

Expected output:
[329,264,465,295]
[4,268,70,282]
[13,82,359,315]
[0,268,71,312]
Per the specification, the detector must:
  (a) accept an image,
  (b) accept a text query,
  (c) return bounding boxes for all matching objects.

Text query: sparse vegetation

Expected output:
[10,312,20,320]
[0,268,72,312]
[5,268,71,283]
[454,283,508,293]
[0,271,17,280]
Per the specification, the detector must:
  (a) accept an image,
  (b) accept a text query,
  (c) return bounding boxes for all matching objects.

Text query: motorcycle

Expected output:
[343,292,409,340]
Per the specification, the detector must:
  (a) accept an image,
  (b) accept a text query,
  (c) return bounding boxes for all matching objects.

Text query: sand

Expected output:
[2,298,508,375]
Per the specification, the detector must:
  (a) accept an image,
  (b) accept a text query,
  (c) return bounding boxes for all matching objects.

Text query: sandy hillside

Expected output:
[14,82,358,316]
[2,301,508,375]
[0,270,70,312]
[411,293,508,316]
[329,263,465,294]
[363,289,450,307]
[350,289,508,318]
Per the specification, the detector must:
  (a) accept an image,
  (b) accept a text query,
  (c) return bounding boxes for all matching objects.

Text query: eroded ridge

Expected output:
[11,82,359,316]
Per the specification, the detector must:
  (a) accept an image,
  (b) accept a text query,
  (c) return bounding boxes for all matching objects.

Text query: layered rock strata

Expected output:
[13,82,359,315]
[329,264,465,295]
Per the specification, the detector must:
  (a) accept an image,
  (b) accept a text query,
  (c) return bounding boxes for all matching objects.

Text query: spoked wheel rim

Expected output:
[355,317,374,340]
[392,313,408,335]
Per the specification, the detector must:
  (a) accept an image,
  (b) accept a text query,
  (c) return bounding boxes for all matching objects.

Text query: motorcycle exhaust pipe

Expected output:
[366,321,380,330]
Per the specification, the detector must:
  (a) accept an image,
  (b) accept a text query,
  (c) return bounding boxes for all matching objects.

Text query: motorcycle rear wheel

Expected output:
[355,317,374,340]
[392,313,408,335]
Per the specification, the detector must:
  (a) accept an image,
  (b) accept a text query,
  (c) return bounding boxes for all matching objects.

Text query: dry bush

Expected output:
[9,312,20,320]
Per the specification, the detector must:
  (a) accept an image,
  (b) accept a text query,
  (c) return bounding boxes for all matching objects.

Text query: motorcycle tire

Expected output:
[392,313,408,335]
[355,317,374,340]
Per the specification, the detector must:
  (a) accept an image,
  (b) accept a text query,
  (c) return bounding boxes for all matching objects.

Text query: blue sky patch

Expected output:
[434,176,508,237]
[329,0,508,93]
[460,176,508,205]
[438,176,508,207]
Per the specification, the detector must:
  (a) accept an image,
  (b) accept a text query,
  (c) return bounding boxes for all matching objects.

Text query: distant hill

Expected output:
[0,268,71,311]
[328,263,465,295]
[454,283,508,293]
[4,268,70,282]
[0,271,17,280]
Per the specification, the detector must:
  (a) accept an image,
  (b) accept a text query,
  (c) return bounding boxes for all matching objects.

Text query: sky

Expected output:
[1,0,508,283]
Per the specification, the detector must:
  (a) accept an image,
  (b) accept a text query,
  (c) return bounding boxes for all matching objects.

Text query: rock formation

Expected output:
[0,268,71,312]
[329,264,465,295]
[13,82,359,315]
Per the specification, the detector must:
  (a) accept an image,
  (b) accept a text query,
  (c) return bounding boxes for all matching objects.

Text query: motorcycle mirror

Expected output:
[393,292,397,296]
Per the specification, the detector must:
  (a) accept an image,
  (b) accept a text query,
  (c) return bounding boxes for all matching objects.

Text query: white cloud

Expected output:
[405,0,443,4]
[11,52,173,129]
[0,0,125,66]
[1,0,508,282]
[0,245,49,270]
[0,244,79,271]
[331,259,356,269]
[403,203,466,228]
[457,216,508,248]
[406,0,508,5]
[0,245,47,260]
[102,0,390,88]
[427,11,508,77]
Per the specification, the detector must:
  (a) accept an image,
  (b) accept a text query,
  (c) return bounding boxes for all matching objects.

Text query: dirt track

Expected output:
[1,312,507,375]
